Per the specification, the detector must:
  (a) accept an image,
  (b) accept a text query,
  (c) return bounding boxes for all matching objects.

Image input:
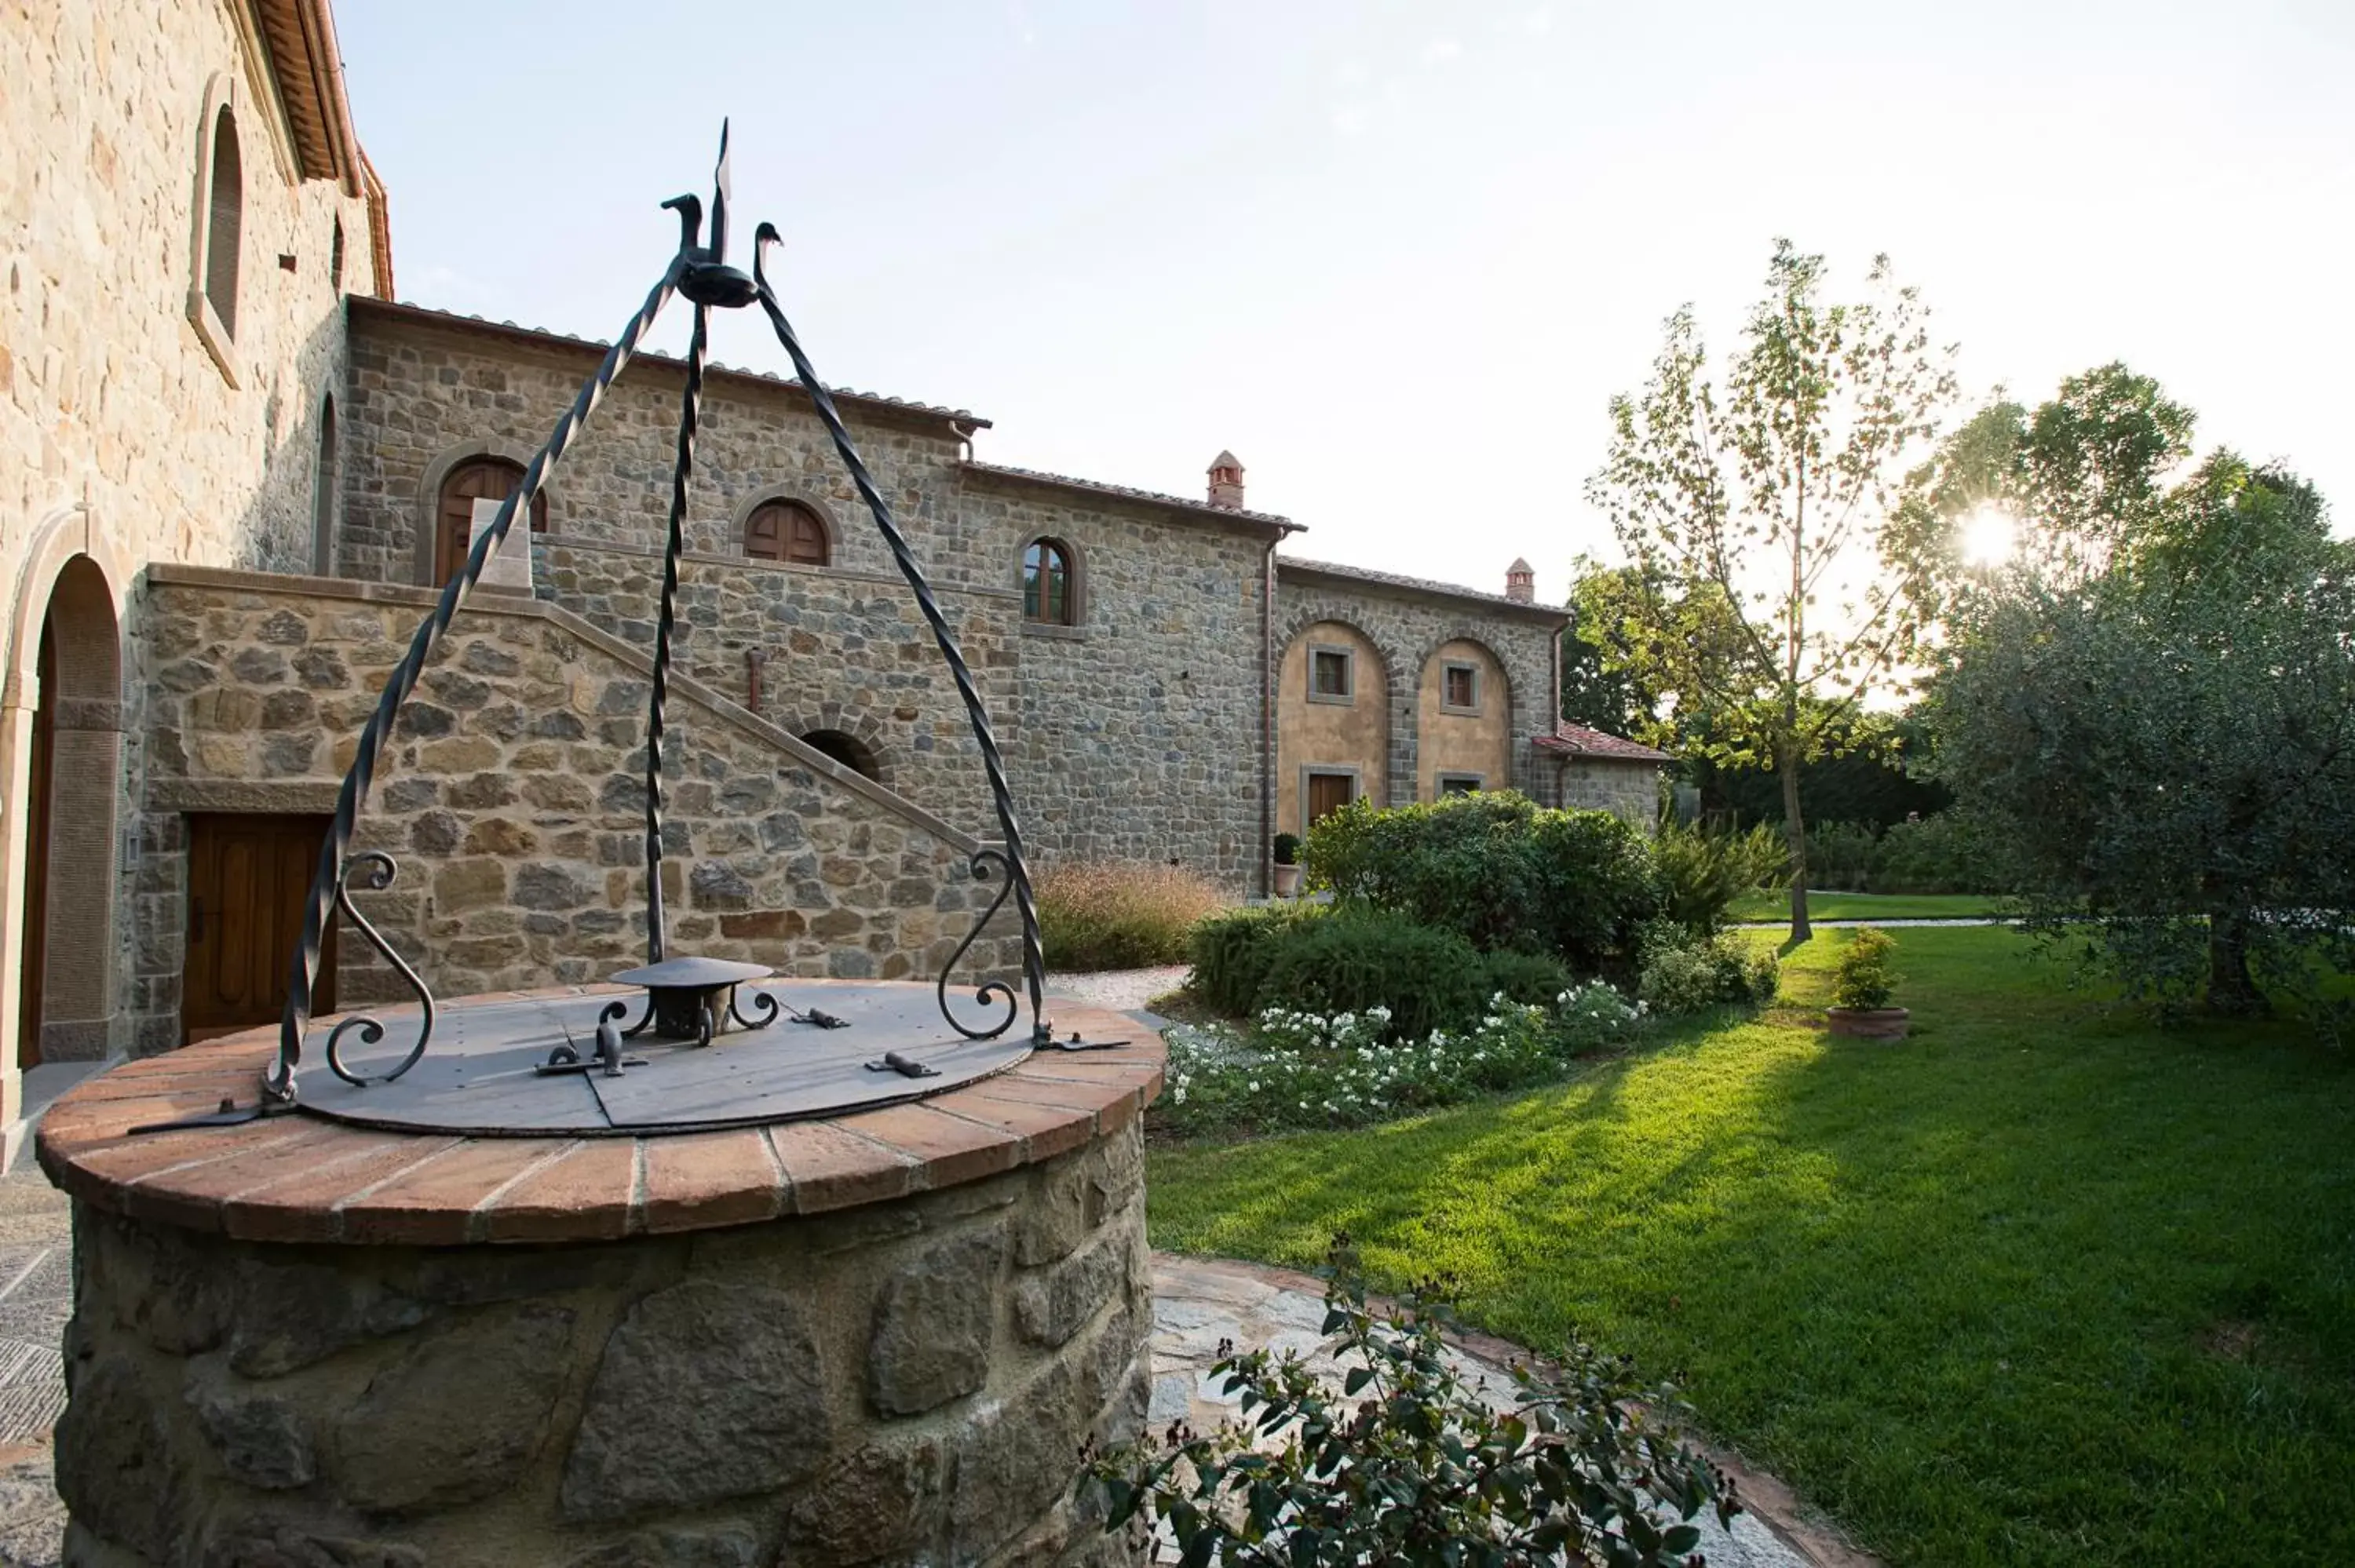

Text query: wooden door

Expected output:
[183,815,336,1045]
[1306,771,1356,830]
[16,622,53,1069]
[435,458,546,582]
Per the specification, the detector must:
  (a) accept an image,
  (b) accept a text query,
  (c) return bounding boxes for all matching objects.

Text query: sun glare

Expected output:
[1961,504,2017,567]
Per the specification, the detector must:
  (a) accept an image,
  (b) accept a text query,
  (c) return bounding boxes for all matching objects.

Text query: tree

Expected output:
[1930,452,2355,1018]
[1586,241,1958,939]
[1888,361,2196,626]
[1561,563,1657,735]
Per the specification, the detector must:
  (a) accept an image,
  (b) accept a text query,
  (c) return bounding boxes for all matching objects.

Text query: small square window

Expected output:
[1438,774,1484,797]
[1441,662,1479,713]
[1309,647,1353,702]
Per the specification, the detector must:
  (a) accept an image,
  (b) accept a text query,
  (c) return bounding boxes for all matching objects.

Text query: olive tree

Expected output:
[1586,241,1957,939]
[1930,455,2355,1017]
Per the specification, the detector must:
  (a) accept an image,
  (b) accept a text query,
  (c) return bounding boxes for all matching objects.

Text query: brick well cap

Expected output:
[36,983,1163,1247]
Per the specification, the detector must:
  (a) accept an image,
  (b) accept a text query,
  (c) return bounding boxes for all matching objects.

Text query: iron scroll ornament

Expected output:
[265,126,1050,1107]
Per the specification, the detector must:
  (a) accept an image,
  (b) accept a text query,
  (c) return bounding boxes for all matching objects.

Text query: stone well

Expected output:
[35,983,1163,1568]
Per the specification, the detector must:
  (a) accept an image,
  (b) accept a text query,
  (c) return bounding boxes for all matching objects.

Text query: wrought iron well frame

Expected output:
[261,126,1051,1111]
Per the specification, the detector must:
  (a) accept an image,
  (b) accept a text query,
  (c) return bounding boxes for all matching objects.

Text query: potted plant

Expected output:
[1271,833,1303,899]
[1826,926,1908,1039]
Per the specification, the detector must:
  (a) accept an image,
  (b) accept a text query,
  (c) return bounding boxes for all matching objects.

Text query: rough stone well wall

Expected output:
[56,1117,1153,1568]
[130,567,1018,1055]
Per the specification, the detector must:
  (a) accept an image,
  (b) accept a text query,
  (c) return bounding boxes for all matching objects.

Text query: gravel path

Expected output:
[1046,965,1189,1019]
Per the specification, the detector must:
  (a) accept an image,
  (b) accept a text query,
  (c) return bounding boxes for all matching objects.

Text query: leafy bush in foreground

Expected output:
[1303,792,1661,974]
[1038,859,1226,971]
[1088,1237,1738,1566]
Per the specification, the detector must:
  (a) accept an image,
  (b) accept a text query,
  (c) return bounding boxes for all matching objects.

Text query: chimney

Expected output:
[1207,450,1245,511]
[1505,557,1535,603]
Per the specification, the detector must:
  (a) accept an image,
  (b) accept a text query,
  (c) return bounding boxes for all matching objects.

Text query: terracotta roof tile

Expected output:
[962,461,1296,531]
[1533,720,1673,763]
[1277,555,1567,618]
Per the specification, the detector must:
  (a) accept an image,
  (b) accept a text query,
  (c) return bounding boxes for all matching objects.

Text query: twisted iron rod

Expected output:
[269,260,685,1102]
[643,303,711,964]
[750,228,1047,1041]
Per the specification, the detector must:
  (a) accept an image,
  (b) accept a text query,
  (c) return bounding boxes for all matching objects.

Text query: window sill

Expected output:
[187,290,240,388]
[1305,690,1355,706]
[1020,622,1088,642]
[1438,703,1484,718]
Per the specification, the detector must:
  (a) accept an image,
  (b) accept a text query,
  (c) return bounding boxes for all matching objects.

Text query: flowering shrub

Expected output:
[1637,932,1780,1016]
[1160,983,1645,1132]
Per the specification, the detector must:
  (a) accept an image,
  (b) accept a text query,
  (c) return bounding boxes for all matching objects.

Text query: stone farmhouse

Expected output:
[0,0,1667,1144]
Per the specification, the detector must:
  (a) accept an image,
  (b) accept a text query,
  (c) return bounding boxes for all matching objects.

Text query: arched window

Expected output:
[203,105,242,337]
[744,498,830,566]
[436,457,548,582]
[1024,538,1074,625]
[311,396,338,575]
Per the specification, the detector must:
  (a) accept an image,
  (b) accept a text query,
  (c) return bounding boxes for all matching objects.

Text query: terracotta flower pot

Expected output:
[1272,862,1303,899]
[1827,1006,1910,1040]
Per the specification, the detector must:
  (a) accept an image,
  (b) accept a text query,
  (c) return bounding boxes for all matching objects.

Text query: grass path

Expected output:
[1727,890,2010,923]
[1146,928,2355,1566]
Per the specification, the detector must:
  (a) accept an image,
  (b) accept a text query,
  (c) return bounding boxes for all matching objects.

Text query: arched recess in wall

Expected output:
[311,393,338,575]
[732,486,839,567]
[415,439,553,585]
[798,728,883,783]
[3,510,130,1070]
[186,73,245,383]
[1415,636,1513,801]
[1274,618,1391,837]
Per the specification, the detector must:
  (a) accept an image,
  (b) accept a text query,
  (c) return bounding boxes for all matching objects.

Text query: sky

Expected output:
[336,1,2355,604]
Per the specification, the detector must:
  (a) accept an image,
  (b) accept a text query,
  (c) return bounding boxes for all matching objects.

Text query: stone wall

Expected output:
[2,0,377,580]
[56,1117,1152,1568]
[966,473,1272,888]
[1547,755,1663,826]
[130,568,1018,1055]
[1275,563,1563,814]
[337,305,981,593]
[532,537,1013,841]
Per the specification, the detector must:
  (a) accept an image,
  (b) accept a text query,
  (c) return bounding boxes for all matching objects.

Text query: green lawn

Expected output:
[1728,889,2010,922]
[1146,928,2355,1566]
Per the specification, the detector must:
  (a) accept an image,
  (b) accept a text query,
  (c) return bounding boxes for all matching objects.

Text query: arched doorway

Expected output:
[435,457,549,582]
[16,556,121,1067]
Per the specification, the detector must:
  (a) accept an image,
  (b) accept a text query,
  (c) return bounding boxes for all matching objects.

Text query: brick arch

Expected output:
[1274,609,1400,833]
[772,702,896,789]
[2,506,133,1082]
